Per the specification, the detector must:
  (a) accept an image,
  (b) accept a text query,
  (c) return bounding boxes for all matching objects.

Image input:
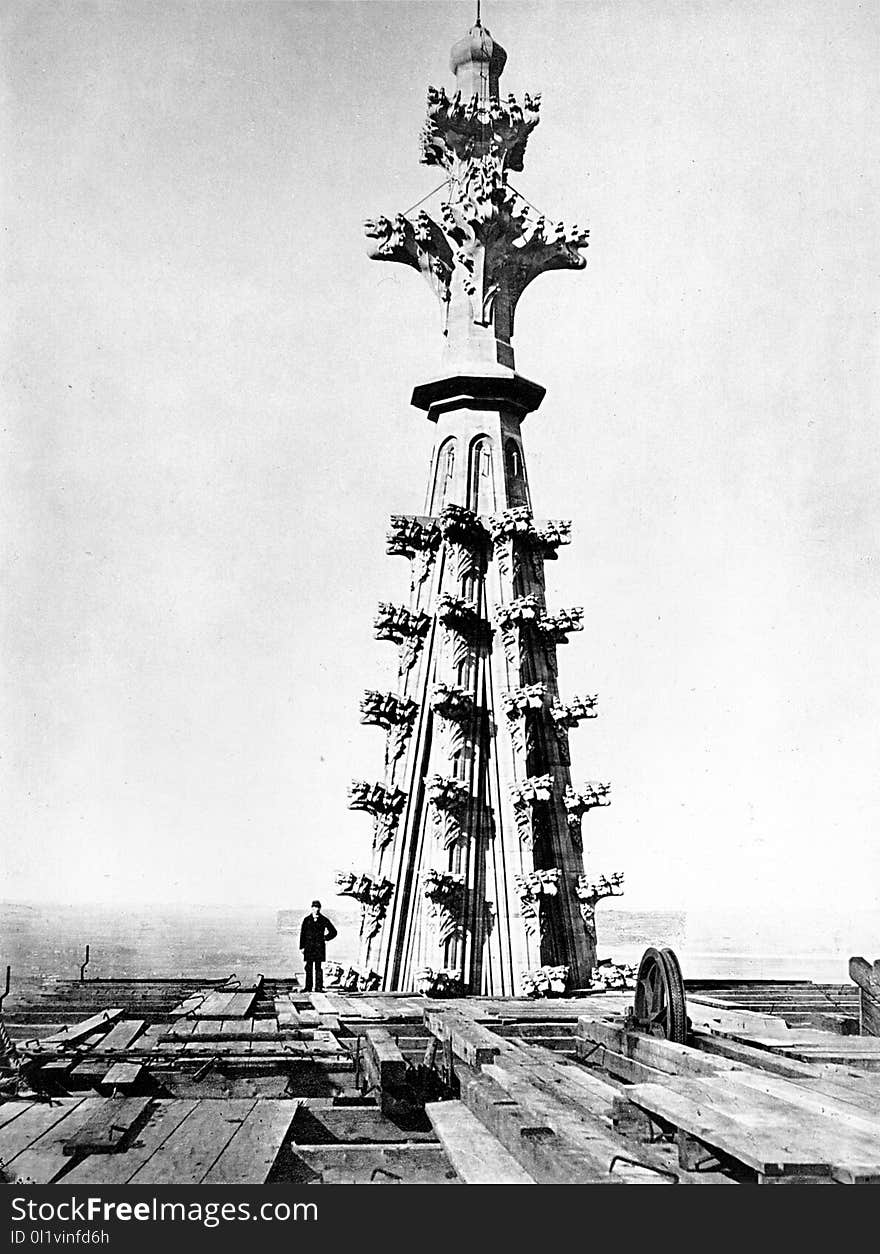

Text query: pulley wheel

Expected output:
[632,946,688,1043]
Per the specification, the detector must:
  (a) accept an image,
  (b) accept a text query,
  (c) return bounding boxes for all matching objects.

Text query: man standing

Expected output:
[299,900,337,992]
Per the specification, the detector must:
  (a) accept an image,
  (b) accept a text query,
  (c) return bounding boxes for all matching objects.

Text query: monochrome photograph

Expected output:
[1,0,879,1199]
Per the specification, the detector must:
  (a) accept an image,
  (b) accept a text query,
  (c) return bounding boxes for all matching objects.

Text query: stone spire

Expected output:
[340,23,621,997]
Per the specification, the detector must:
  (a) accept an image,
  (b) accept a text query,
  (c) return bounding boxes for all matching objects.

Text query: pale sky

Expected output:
[2,0,879,918]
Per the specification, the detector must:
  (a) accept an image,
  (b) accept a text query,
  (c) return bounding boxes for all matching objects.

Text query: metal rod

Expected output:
[79,946,90,982]
[0,965,11,1011]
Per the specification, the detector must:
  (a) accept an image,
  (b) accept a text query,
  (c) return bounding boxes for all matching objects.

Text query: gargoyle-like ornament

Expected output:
[550,694,598,764]
[373,602,431,675]
[334,871,396,942]
[421,869,466,944]
[347,780,408,850]
[360,690,419,768]
[502,683,547,757]
[364,34,589,372]
[514,867,561,935]
[426,773,471,847]
[509,773,554,847]
[386,514,440,587]
[563,782,611,850]
[575,871,625,950]
[520,965,570,998]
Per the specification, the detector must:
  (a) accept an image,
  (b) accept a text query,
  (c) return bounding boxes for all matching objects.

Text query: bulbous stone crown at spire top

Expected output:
[450,23,507,97]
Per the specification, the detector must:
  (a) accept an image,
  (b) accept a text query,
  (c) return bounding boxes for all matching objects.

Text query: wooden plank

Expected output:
[63,1100,198,1184]
[0,1101,40,1132]
[425,1101,536,1183]
[577,1017,739,1079]
[424,1009,500,1067]
[93,1020,146,1053]
[2,1099,105,1184]
[725,1070,880,1139]
[0,1099,86,1162]
[362,1028,407,1096]
[129,1100,256,1184]
[686,999,792,1039]
[202,1100,299,1183]
[250,1018,281,1038]
[169,992,210,1017]
[62,1097,153,1155]
[193,991,258,1019]
[625,1077,880,1181]
[37,1058,76,1083]
[100,1063,146,1093]
[308,993,337,1014]
[288,1143,457,1184]
[35,1010,124,1048]
[457,1067,629,1185]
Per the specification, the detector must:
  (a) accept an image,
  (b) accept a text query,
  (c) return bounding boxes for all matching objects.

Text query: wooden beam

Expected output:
[31,1009,124,1049]
[850,957,880,1037]
[577,1017,738,1079]
[99,1063,146,1093]
[457,1066,644,1184]
[62,1097,154,1155]
[425,1101,536,1183]
[93,1020,146,1054]
[424,1009,500,1067]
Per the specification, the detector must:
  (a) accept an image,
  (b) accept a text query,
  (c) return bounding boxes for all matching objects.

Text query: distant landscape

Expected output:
[2,900,876,992]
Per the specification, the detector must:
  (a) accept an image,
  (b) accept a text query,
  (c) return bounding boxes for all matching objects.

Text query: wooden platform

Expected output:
[1,974,877,1184]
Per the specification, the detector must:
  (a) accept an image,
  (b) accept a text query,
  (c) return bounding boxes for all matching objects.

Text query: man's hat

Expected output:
[311,900,321,908]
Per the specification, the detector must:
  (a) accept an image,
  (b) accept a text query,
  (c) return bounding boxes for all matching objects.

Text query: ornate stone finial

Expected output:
[364,28,589,372]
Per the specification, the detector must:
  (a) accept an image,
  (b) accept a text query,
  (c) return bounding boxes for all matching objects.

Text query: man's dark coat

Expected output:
[299,912,337,960]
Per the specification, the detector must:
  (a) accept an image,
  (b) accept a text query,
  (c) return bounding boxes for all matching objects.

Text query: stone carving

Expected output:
[436,592,482,635]
[386,514,440,558]
[563,782,612,850]
[493,595,543,630]
[427,773,471,848]
[386,514,440,586]
[360,690,419,768]
[514,867,561,935]
[421,869,466,944]
[520,965,570,997]
[488,510,572,579]
[540,608,584,643]
[337,966,382,993]
[550,695,598,763]
[501,683,547,756]
[365,42,588,371]
[373,603,431,645]
[509,773,554,847]
[429,682,474,721]
[373,602,431,675]
[414,967,465,998]
[360,690,419,729]
[420,85,542,173]
[334,871,396,942]
[347,780,408,849]
[438,505,488,588]
[575,872,625,950]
